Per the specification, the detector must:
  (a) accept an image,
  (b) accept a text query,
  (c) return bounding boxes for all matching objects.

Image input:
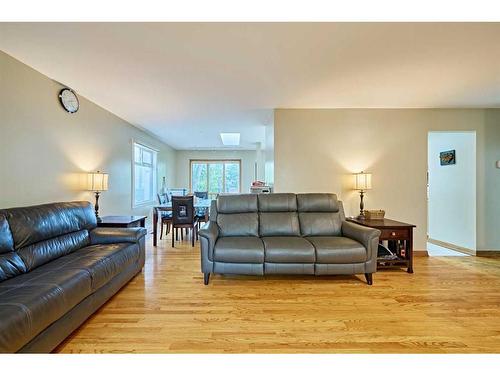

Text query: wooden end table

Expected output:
[347,217,416,273]
[97,215,147,228]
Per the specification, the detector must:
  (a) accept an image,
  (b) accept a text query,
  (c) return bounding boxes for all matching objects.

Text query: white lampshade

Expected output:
[354,172,372,190]
[87,171,109,192]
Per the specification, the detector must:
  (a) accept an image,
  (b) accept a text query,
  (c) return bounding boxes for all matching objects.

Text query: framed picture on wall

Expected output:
[440,150,456,165]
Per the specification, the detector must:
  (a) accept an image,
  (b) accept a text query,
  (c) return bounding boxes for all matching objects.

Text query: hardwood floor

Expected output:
[56,234,500,353]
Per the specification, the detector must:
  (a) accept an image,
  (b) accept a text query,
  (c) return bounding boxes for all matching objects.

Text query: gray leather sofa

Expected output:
[199,193,380,285]
[0,201,146,353]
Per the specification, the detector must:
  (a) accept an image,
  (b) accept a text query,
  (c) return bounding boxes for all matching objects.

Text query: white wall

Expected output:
[0,50,176,218]
[428,132,476,250]
[264,123,275,186]
[483,111,500,251]
[175,149,258,193]
[274,108,500,252]
[255,142,266,182]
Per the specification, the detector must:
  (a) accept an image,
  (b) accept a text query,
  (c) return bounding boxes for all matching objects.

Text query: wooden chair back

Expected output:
[172,195,195,225]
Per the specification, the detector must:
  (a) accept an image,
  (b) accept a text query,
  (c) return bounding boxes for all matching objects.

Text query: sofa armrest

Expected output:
[198,221,219,261]
[89,227,147,245]
[341,221,381,262]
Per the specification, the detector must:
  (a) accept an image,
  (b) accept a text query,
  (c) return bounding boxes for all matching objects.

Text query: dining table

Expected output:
[152,198,213,246]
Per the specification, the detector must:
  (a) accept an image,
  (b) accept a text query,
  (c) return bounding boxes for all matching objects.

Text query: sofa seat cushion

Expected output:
[48,243,140,291]
[0,267,92,353]
[214,237,264,263]
[306,236,367,264]
[262,237,315,263]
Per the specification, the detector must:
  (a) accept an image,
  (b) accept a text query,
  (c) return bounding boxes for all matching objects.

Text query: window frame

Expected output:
[132,141,158,208]
[189,159,242,198]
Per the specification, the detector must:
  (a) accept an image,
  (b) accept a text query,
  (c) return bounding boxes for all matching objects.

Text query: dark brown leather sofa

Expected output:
[0,201,146,353]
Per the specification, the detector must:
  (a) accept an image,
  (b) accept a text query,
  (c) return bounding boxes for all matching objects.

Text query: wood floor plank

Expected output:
[55,234,500,353]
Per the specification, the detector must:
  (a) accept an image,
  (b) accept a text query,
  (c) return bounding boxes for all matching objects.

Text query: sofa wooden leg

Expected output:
[204,273,210,285]
[365,273,373,285]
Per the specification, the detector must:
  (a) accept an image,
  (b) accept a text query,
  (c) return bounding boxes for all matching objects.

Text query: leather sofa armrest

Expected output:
[198,221,219,260]
[89,227,147,245]
[341,221,381,261]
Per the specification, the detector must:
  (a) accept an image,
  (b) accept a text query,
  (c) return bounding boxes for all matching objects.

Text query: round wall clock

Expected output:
[58,88,79,113]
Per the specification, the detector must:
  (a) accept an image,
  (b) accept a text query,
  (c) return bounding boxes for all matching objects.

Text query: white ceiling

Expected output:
[1,23,500,150]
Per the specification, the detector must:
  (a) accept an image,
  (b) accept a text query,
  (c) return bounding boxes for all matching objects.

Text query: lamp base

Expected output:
[94,191,102,224]
[358,190,366,220]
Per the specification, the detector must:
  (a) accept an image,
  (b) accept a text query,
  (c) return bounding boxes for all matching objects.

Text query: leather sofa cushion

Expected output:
[299,212,342,236]
[306,236,367,264]
[213,262,264,275]
[258,193,297,212]
[0,253,27,282]
[259,212,300,237]
[262,237,315,263]
[214,237,264,263]
[0,267,92,353]
[217,194,257,214]
[217,213,258,237]
[89,227,147,245]
[0,214,24,282]
[1,201,96,249]
[17,229,90,272]
[0,214,14,253]
[46,242,140,291]
[297,193,339,212]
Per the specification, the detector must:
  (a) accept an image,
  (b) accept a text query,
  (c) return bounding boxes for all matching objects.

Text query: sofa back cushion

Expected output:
[259,212,300,237]
[258,194,299,236]
[217,194,258,214]
[2,201,97,249]
[0,202,96,276]
[216,194,259,237]
[17,229,90,271]
[297,193,339,212]
[0,253,27,282]
[258,193,297,212]
[297,194,344,236]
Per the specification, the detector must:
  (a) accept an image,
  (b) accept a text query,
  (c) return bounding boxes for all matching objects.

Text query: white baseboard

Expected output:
[427,238,476,256]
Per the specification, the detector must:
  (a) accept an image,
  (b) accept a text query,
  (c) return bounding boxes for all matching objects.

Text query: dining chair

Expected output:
[194,191,208,199]
[193,191,209,230]
[157,193,173,240]
[171,195,198,247]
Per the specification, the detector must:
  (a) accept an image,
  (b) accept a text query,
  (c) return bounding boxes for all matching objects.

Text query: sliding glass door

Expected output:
[190,160,241,198]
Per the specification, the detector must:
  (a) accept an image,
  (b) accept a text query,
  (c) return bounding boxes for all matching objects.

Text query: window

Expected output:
[190,160,241,199]
[133,142,157,207]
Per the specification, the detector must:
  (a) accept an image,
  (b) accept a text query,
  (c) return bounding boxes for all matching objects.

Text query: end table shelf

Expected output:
[347,217,416,273]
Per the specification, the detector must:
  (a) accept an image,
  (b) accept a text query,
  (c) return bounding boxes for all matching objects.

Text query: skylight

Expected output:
[220,132,240,146]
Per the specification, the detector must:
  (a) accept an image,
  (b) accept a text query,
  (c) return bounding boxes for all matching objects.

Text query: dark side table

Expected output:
[347,217,416,273]
[97,215,147,228]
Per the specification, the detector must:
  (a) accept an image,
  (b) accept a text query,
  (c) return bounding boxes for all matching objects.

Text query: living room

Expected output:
[1,1,500,372]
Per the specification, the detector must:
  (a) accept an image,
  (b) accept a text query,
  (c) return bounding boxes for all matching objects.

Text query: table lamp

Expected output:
[86,171,109,223]
[354,171,372,219]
